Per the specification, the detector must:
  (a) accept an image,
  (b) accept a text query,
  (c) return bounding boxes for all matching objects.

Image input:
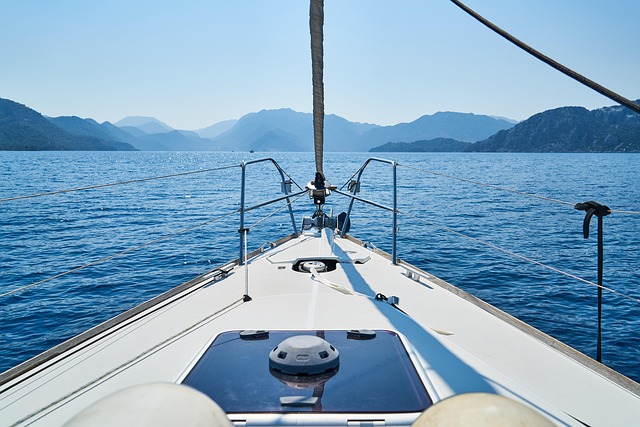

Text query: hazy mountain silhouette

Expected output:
[211,109,514,152]
[195,119,238,139]
[359,112,515,150]
[210,108,378,152]
[0,99,136,151]
[370,102,640,153]
[370,138,472,152]
[469,102,640,152]
[54,115,215,151]
[115,116,174,134]
[5,96,638,153]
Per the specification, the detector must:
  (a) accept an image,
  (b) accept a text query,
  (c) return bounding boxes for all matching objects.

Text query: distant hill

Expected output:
[211,109,514,152]
[325,114,379,151]
[6,95,639,153]
[195,119,238,139]
[0,99,520,152]
[249,129,307,152]
[129,130,216,151]
[469,103,640,152]
[210,108,379,152]
[117,125,148,138]
[0,99,136,151]
[358,112,515,150]
[370,138,472,152]
[210,109,308,151]
[115,116,174,134]
[48,116,140,148]
[51,115,215,151]
[99,121,146,145]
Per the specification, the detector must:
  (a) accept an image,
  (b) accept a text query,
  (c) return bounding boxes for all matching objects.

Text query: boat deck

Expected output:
[1,231,638,426]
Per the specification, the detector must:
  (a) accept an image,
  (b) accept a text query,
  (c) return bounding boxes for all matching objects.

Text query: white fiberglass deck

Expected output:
[1,230,638,426]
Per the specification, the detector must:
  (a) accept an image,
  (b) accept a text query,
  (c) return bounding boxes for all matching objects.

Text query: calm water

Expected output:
[1,151,639,382]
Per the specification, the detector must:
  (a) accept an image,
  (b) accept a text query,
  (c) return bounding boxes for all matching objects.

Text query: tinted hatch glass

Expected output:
[182,330,432,413]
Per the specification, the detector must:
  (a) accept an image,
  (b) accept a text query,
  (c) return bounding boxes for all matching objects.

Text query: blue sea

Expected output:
[1,151,639,383]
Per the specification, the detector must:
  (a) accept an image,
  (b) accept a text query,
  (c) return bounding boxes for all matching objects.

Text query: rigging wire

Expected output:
[400,163,574,206]
[398,209,640,305]
[10,297,245,427]
[339,163,366,191]
[1,159,307,298]
[247,192,307,231]
[243,189,307,214]
[0,210,239,299]
[449,0,640,115]
[0,164,241,203]
[398,163,640,215]
[279,168,304,191]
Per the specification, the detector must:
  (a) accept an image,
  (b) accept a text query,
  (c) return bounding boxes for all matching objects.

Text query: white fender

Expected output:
[63,382,231,427]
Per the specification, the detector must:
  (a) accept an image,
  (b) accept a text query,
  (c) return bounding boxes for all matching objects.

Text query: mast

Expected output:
[307,0,331,216]
[310,0,324,177]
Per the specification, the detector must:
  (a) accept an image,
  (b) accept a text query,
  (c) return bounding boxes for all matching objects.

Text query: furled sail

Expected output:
[310,0,324,176]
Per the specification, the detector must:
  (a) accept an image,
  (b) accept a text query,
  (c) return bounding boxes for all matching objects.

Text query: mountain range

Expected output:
[1,96,639,152]
[468,104,640,152]
[0,99,136,151]
[0,98,515,152]
[370,102,640,153]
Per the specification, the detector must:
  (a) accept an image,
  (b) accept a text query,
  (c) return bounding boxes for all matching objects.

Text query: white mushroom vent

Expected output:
[269,335,339,375]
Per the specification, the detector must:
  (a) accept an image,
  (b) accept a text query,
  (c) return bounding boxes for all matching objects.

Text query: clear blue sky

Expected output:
[1,0,639,130]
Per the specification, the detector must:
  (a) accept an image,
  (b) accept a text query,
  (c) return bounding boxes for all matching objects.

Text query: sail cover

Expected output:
[310,0,324,176]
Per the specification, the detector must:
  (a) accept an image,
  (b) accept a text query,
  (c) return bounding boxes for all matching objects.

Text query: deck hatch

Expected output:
[181,330,432,414]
